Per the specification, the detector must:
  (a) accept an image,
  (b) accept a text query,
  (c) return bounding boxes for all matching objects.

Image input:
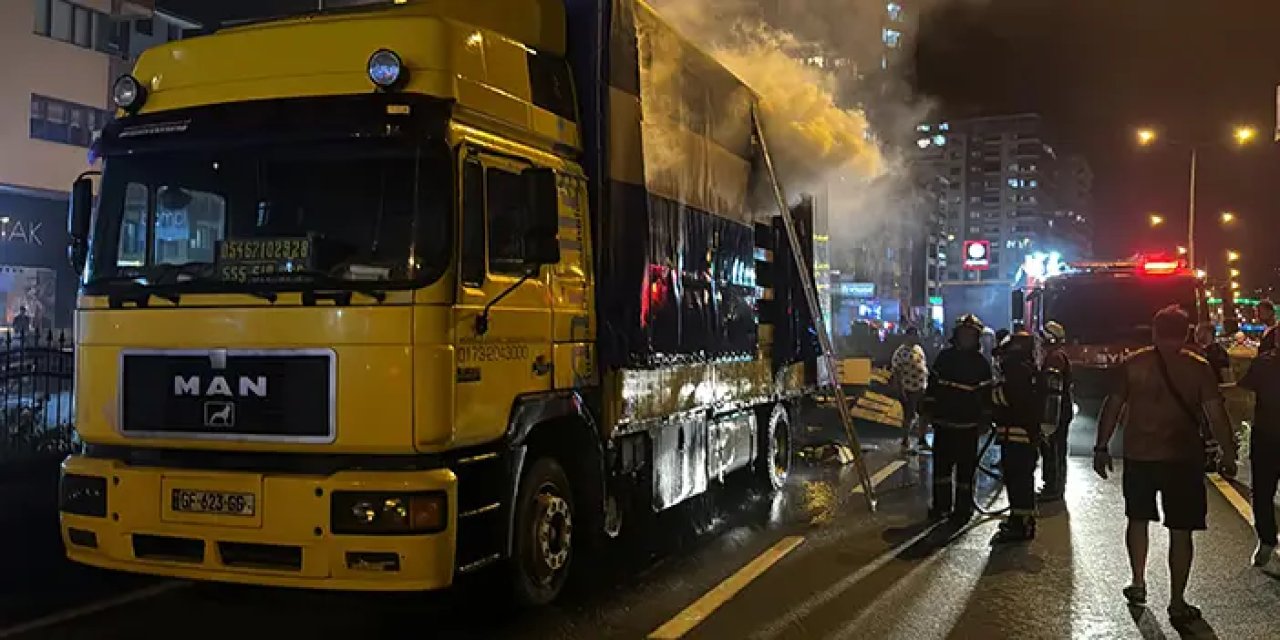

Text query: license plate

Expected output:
[170,489,256,516]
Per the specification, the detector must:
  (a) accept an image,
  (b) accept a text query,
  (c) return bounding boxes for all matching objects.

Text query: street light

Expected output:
[1227,250,1241,262]
[1221,211,1236,224]
[1234,126,1258,145]
[1149,213,1165,226]
[1133,124,1259,269]
[1176,245,1188,255]
[1194,269,1207,279]
[1231,281,1241,290]
[1230,268,1241,278]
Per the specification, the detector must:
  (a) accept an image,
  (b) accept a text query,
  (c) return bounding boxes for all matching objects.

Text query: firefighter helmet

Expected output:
[1043,321,1066,344]
[955,314,986,332]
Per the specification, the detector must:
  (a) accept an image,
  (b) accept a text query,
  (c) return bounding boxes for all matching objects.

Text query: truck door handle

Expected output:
[532,355,553,376]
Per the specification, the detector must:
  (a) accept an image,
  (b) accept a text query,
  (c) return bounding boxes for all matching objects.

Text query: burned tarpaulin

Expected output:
[578,0,761,369]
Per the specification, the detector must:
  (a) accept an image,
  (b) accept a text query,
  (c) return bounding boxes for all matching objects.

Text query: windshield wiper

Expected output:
[89,264,280,304]
[85,273,181,306]
[289,269,388,305]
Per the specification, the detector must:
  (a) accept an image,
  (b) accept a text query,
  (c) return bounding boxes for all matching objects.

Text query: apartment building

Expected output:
[0,0,190,331]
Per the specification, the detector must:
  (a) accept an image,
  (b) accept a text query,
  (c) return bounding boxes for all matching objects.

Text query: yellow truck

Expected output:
[59,0,820,604]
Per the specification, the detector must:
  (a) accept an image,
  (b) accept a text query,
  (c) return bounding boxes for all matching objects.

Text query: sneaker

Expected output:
[1253,542,1276,567]
[1036,490,1063,503]
[1122,584,1147,607]
[1168,602,1203,626]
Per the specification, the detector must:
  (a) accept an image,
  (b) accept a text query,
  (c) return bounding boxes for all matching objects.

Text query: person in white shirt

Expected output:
[892,327,930,453]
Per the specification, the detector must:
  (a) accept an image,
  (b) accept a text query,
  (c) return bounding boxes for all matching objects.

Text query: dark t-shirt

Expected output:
[1204,343,1231,383]
[1240,352,1280,443]
[1260,325,1277,354]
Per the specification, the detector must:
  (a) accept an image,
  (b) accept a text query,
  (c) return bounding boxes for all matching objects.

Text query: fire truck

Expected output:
[1015,255,1204,404]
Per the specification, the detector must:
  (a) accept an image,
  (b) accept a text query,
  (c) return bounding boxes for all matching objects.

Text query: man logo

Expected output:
[204,402,235,429]
[173,375,267,398]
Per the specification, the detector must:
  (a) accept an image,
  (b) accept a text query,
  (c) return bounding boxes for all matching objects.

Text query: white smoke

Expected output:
[646,0,940,259]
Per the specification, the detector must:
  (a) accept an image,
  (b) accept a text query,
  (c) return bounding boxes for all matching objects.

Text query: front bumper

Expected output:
[60,455,458,591]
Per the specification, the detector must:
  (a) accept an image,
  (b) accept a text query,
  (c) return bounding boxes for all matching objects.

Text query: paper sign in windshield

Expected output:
[216,237,314,283]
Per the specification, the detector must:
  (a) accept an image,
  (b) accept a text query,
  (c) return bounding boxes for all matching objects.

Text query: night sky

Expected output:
[915,0,1280,293]
[159,0,1280,291]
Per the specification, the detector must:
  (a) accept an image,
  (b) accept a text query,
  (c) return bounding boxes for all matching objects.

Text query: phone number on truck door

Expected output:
[457,343,530,363]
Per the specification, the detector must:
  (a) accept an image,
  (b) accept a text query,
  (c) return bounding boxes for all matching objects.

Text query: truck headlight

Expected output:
[367,49,407,90]
[60,474,107,517]
[331,491,446,535]
[112,75,146,113]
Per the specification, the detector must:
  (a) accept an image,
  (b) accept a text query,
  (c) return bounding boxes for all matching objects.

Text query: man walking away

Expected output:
[1258,300,1276,353]
[1094,305,1237,626]
[1238,340,1280,569]
[922,314,993,523]
[1039,321,1075,502]
[893,327,930,454]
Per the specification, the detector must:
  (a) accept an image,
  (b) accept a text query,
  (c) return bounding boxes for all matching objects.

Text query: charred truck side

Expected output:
[59,0,819,604]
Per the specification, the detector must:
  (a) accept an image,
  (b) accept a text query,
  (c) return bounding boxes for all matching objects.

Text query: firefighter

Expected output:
[1038,321,1074,502]
[923,314,993,522]
[990,331,1042,542]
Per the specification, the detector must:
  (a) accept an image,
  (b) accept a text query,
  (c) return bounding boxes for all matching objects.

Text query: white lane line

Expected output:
[854,460,906,495]
[0,582,186,639]
[648,536,805,639]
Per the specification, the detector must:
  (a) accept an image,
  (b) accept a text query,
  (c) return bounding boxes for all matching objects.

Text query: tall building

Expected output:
[1048,154,1094,258]
[0,0,190,331]
[912,114,1093,286]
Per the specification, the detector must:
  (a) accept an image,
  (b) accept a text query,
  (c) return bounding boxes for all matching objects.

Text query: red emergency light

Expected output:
[1139,256,1187,275]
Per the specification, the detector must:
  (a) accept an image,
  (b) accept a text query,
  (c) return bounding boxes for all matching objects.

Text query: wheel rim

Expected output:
[529,482,573,586]
[771,412,791,486]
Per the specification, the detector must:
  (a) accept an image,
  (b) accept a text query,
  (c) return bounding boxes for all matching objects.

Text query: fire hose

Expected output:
[972,427,1010,516]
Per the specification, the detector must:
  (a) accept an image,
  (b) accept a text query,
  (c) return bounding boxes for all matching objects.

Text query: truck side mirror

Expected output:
[1011,289,1025,330]
[67,176,95,275]
[522,167,561,267]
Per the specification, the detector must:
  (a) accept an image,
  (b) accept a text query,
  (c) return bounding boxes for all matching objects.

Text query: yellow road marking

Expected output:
[649,459,908,638]
[1209,473,1252,518]
[854,459,906,494]
[1208,472,1280,561]
[648,536,805,639]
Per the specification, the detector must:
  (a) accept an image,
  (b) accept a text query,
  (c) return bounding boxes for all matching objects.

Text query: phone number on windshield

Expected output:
[220,239,311,262]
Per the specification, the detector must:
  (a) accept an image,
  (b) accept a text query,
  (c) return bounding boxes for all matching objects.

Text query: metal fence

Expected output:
[0,330,76,465]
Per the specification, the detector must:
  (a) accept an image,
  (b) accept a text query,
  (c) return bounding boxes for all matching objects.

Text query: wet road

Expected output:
[4,414,1279,640]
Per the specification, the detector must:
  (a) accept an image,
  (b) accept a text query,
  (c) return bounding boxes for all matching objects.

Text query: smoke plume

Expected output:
[646,0,940,260]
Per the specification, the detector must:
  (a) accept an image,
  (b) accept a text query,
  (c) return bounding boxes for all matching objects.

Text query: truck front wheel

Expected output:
[511,457,575,606]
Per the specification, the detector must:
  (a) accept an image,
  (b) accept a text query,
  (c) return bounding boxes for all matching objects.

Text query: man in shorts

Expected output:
[1094,305,1237,626]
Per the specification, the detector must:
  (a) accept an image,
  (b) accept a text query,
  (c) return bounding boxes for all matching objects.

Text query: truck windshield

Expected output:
[86,140,451,293]
[1043,276,1198,344]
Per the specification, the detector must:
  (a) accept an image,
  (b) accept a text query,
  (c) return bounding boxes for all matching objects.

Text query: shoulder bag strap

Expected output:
[1153,350,1205,432]
[1154,350,1222,470]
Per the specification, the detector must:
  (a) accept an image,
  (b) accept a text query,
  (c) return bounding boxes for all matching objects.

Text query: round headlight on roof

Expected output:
[112,75,146,112]
[367,49,406,89]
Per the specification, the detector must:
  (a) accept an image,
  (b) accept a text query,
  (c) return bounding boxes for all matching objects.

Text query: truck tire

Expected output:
[511,457,575,606]
[755,403,793,491]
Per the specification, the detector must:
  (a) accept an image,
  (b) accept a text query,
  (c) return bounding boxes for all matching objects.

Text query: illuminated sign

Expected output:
[963,240,990,270]
[1021,251,1067,282]
[838,282,875,297]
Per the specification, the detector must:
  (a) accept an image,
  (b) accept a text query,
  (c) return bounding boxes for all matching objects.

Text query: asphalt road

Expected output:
[3,413,1278,640]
